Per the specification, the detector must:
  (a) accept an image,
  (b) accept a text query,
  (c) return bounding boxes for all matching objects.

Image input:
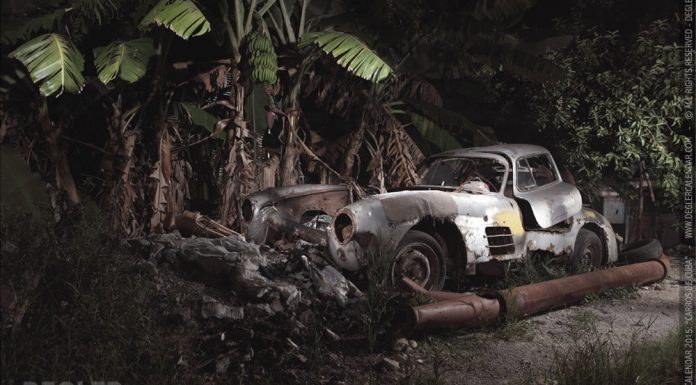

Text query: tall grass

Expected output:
[549,320,682,385]
[361,240,398,352]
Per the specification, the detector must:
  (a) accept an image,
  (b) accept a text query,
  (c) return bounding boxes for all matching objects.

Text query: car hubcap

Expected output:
[393,246,432,287]
[581,245,599,269]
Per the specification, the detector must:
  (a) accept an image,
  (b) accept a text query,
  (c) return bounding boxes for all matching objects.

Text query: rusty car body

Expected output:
[241,144,619,290]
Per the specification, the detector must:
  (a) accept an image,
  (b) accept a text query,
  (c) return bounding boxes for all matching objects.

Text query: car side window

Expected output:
[516,159,536,191]
[528,154,557,187]
[516,154,558,191]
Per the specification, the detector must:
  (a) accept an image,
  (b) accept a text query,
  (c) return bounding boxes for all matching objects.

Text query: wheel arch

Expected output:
[579,222,608,265]
[409,216,467,274]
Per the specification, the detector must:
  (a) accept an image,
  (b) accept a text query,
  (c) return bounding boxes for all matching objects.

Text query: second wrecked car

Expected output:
[241,144,618,290]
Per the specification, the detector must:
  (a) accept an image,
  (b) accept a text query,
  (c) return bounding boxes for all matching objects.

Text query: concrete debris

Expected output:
[393,338,409,352]
[216,356,231,374]
[302,255,362,306]
[325,327,341,341]
[380,357,400,371]
[201,296,244,320]
[125,231,384,382]
[128,231,362,325]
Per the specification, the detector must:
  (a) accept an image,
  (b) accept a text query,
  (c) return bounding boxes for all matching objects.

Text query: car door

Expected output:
[513,152,582,228]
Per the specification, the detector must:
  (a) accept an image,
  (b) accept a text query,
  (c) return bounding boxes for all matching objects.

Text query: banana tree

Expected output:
[261,0,395,186]
[200,0,396,225]
[3,0,209,230]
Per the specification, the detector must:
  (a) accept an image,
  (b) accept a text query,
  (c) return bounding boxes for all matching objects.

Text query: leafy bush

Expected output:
[533,19,689,207]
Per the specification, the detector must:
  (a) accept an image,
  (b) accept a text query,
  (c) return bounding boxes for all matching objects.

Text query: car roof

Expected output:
[431,144,550,161]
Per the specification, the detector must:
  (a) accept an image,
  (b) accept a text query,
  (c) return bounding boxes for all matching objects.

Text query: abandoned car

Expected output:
[241,144,619,290]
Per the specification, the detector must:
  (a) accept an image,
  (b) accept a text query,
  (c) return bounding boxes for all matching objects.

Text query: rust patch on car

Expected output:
[380,192,458,224]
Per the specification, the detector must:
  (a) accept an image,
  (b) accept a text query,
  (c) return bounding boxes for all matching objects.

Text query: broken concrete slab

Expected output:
[201,295,244,320]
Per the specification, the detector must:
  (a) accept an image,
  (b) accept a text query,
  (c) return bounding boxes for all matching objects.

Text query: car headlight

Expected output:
[334,211,355,243]
[241,199,254,221]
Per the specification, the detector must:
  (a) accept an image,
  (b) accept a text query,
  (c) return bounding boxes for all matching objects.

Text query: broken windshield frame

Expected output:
[419,155,509,193]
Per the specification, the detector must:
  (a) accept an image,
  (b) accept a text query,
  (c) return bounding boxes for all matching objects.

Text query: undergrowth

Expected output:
[497,252,570,289]
[0,205,198,385]
[545,313,682,385]
[361,241,399,352]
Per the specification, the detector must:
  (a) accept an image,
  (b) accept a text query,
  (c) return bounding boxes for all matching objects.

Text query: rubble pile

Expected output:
[125,233,392,383]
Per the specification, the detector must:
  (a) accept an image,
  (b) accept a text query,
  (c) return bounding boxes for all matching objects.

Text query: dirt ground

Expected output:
[399,255,683,385]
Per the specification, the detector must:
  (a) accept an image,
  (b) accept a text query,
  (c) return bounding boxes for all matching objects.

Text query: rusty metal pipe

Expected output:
[402,255,670,331]
[401,276,475,302]
[501,255,670,318]
[406,294,501,330]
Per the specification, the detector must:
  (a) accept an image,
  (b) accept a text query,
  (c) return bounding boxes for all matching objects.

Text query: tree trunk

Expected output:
[36,99,80,222]
[342,123,365,178]
[219,71,258,228]
[101,100,143,236]
[278,106,302,186]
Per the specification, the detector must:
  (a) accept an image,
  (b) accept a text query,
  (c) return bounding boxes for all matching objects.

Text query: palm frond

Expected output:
[1,9,66,46]
[76,0,118,26]
[140,0,211,40]
[94,38,155,84]
[385,123,424,186]
[405,99,497,145]
[300,31,393,82]
[409,112,462,152]
[94,37,155,84]
[8,33,85,96]
[177,102,218,132]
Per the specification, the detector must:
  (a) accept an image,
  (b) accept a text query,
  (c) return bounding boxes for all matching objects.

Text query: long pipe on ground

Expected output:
[403,255,670,331]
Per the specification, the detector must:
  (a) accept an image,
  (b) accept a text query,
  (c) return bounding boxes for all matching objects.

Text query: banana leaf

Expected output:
[8,33,85,97]
[140,0,211,39]
[93,38,155,84]
[300,31,393,82]
[409,112,462,152]
[178,102,218,133]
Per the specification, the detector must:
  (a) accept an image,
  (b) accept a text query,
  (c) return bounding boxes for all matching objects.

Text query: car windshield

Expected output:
[420,157,507,192]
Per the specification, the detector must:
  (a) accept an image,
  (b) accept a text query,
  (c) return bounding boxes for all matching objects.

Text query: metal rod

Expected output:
[401,255,670,331]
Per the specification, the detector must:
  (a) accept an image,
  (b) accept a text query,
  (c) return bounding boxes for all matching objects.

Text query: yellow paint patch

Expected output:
[582,209,597,218]
[495,211,524,235]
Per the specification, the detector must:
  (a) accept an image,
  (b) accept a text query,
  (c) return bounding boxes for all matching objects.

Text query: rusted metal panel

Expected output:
[379,191,458,224]
[525,208,620,264]
[515,181,582,228]
[242,184,352,245]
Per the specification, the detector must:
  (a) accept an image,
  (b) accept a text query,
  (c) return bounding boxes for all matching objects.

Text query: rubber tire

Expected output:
[571,229,604,271]
[618,239,663,263]
[391,230,447,291]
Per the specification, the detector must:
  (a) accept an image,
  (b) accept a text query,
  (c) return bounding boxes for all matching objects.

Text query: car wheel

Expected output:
[391,230,446,291]
[570,229,604,272]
